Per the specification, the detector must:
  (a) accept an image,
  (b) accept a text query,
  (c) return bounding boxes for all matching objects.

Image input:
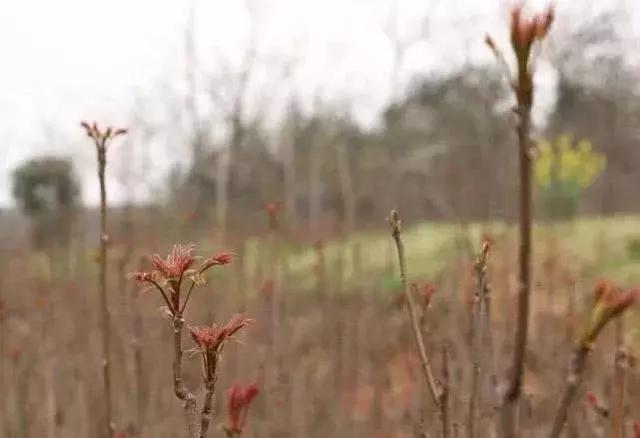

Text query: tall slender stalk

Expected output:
[97,136,114,437]
[82,122,127,437]
[486,7,554,436]
[501,98,533,437]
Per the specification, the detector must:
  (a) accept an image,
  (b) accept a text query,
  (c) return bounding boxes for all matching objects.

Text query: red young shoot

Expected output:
[225,383,259,436]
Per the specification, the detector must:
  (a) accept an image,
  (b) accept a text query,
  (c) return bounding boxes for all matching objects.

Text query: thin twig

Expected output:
[388,210,444,410]
[131,263,146,432]
[484,35,514,85]
[468,240,490,438]
[180,280,197,315]
[480,259,499,434]
[609,317,627,438]
[148,278,176,316]
[441,343,451,438]
[548,345,589,438]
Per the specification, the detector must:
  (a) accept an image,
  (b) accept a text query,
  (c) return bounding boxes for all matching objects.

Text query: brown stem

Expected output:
[441,343,451,438]
[44,326,57,438]
[97,143,114,437]
[131,284,145,430]
[549,346,589,438]
[199,353,218,438]
[469,242,490,438]
[180,281,197,315]
[173,316,199,438]
[609,317,626,438]
[388,210,444,409]
[199,380,216,437]
[149,279,176,316]
[0,288,5,437]
[468,298,481,437]
[502,100,533,438]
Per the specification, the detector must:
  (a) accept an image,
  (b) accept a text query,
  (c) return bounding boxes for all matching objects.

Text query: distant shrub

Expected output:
[534,135,605,219]
[12,155,80,247]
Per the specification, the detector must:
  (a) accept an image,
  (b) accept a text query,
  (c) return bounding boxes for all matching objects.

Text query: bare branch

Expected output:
[388,210,443,408]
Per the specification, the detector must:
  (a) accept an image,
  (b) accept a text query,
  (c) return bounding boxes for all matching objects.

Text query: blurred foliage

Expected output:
[379,272,401,293]
[625,236,640,261]
[534,135,605,219]
[12,156,80,216]
[12,156,80,248]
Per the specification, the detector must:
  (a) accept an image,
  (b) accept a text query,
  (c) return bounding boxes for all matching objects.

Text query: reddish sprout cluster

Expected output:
[484,3,554,110]
[80,121,127,144]
[584,391,608,418]
[190,316,253,386]
[151,243,197,280]
[509,3,554,55]
[8,347,22,363]
[138,244,233,283]
[263,202,280,217]
[226,383,259,434]
[129,243,235,315]
[634,421,640,438]
[414,282,437,310]
[593,279,638,314]
[129,271,154,283]
[189,314,252,353]
[263,202,281,230]
[476,234,492,270]
[394,282,437,311]
[580,280,638,346]
[584,391,597,407]
[200,252,234,272]
[259,279,275,297]
[127,243,251,435]
[481,232,493,248]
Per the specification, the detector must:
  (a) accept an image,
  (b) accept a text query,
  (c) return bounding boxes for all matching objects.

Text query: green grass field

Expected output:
[262,215,640,292]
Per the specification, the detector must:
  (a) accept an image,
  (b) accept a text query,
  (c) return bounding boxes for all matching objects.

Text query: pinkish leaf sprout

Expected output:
[226,383,259,435]
[190,314,252,354]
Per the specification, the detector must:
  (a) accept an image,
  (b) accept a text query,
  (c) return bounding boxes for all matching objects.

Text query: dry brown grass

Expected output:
[0,218,638,437]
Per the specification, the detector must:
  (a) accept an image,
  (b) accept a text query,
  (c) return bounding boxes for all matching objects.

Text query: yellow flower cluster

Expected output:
[534,135,605,189]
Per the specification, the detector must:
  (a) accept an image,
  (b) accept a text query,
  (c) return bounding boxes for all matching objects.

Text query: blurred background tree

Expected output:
[12,156,80,249]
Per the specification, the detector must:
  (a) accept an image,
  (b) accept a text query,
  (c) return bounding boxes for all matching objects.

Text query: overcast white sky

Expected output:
[0,0,638,206]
